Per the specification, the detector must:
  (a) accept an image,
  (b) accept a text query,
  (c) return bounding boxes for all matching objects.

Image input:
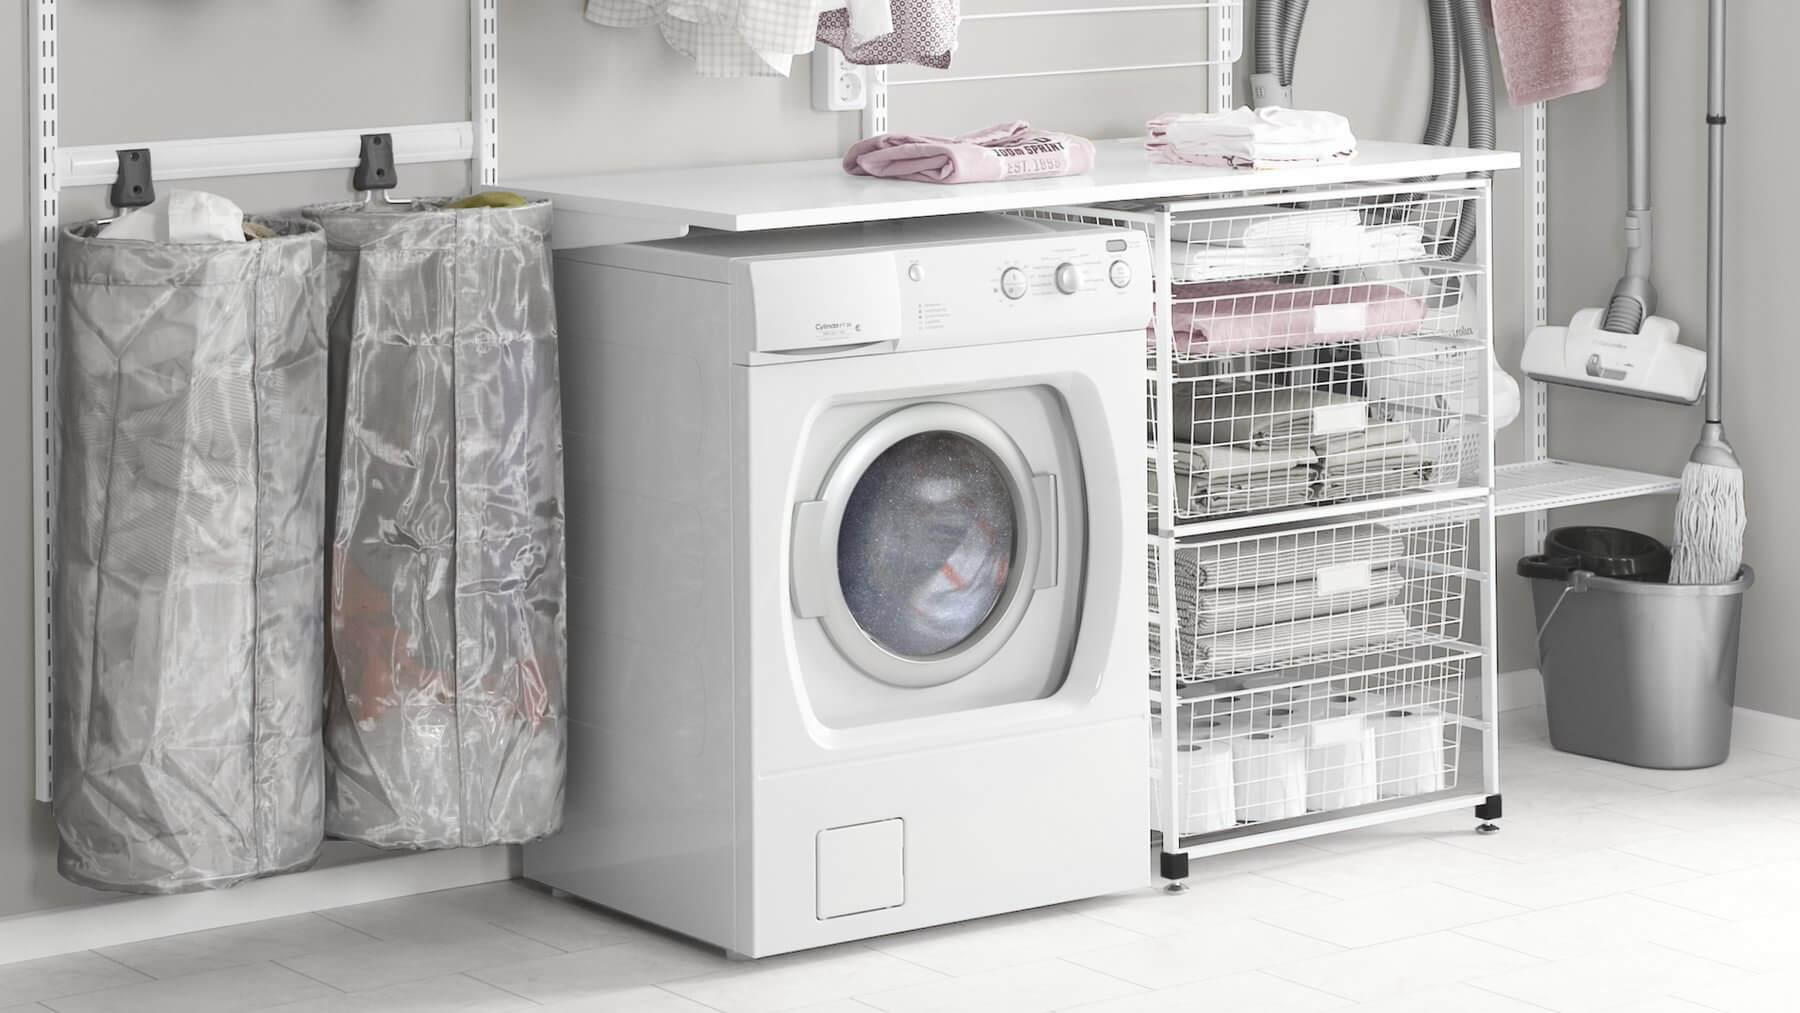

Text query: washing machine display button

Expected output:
[906,261,924,283]
[1000,267,1027,300]
[1054,262,1081,294]
[1108,260,1132,288]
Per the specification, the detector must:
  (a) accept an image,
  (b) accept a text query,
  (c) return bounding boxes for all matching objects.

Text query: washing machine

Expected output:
[528,213,1149,957]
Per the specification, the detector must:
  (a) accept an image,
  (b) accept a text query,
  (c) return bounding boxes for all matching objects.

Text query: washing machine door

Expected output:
[791,402,1058,689]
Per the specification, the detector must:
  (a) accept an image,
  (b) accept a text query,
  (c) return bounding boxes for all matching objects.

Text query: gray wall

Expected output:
[1543,3,1790,717]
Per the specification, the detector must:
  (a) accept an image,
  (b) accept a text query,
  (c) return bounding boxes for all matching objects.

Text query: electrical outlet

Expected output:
[811,46,868,112]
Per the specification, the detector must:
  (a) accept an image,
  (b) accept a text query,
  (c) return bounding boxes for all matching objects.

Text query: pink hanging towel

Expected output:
[844,121,1097,184]
[1488,0,1621,105]
[818,0,959,69]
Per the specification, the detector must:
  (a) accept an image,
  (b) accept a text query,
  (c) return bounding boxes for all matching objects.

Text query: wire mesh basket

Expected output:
[1151,647,1470,837]
[1149,501,1480,685]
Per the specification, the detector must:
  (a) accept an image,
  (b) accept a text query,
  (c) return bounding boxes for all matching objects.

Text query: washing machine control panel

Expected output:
[740,226,1149,358]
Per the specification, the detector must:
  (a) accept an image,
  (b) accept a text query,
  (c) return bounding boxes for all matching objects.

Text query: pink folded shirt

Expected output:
[1151,279,1427,356]
[844,121,1097,184]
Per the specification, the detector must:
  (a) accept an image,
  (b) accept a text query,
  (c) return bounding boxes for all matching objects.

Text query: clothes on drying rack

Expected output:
[844,122,1096,184]
[1150,604,1413,679]
[818,0,958,68]
[1147,107,1358,169]
[1155,279,1428,357]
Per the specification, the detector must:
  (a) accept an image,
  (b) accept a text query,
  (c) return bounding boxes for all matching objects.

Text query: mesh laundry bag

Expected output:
[305,199,566,849]
[53,217,329,894]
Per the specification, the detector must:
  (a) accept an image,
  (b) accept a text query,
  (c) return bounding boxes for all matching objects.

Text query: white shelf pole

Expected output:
[1527,102,1550,551]
[472,0,499,187]
[30,0,59,804]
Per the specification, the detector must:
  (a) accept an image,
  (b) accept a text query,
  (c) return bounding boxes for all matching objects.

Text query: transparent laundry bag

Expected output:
[53,217,329,894]
[305,199,567,850]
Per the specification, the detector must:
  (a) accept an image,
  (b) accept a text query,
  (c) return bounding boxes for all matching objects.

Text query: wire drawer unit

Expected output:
[1029,178,1502,878]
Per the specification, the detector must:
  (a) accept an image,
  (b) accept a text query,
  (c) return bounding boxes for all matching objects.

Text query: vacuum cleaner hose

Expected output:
[1424,0,1460,148]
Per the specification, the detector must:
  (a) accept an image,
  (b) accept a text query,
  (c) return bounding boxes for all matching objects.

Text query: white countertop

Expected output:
[508,138,1519,245]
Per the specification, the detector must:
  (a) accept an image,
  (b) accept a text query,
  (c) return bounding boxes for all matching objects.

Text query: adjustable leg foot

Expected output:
[1475,793,1502,834]
[1159,851,1189,892]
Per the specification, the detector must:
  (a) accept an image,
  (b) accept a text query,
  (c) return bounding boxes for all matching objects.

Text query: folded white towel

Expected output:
[1177,207,1363,249]
[1149,107,1358,169]
[1307,225,1428,269]
[1169,244,1311,283]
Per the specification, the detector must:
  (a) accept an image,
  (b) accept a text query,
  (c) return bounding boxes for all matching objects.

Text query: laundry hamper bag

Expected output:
[306,199,566,849]
[53,218,329,894]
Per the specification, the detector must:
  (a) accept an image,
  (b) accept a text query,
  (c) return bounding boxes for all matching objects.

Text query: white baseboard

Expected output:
[1729,706,1800,759]
[0,845,517,965]
[1502,667,1800,759]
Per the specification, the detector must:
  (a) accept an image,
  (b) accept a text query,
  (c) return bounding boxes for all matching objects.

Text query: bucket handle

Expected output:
[1533,568,1594,649]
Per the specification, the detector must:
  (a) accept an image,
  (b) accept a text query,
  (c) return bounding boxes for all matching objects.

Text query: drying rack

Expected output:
[25,0,502,802]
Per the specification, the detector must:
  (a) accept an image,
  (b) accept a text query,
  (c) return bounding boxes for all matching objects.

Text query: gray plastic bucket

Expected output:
[1520,559,1753,769]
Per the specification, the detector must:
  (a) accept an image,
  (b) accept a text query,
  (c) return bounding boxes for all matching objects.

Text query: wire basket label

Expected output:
[1314,561,1375,595]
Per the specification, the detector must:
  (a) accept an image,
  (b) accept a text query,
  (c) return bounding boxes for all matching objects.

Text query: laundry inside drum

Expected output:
[838,431,1020,659]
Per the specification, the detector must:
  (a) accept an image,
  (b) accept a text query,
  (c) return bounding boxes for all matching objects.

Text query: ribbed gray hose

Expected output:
[1278,0,1309,88]
[1255,0,1281,78]
[1449,0,1494,263]
[1423,0,1460,147]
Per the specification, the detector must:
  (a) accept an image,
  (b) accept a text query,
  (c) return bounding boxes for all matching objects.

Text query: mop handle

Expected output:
[1705,0,1726,425]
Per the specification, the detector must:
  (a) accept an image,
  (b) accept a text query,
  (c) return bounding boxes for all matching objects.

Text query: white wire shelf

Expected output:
[1494,459,1680,516]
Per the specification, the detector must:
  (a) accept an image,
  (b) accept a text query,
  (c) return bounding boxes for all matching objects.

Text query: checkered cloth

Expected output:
[818,0,958,69]
[588,0,836,77]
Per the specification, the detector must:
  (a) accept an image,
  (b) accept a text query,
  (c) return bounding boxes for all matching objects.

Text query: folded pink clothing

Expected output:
[1148,279,1428,357]
[844,121,1097,184]
[1487,0,1621,105]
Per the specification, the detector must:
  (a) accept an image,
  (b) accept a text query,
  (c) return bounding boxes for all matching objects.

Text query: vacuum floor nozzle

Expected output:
[1521,307,1705,405]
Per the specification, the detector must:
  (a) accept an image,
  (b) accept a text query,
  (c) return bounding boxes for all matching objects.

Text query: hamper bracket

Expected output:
[109,149,154,210]
[354,133,409,205]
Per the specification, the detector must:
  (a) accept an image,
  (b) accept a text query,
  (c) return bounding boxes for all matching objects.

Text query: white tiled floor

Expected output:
[8,706,1800,1012]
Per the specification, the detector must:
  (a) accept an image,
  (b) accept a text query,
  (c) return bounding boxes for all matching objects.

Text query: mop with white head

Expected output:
[1669,423,1744,584]
[1669,0,1746,586]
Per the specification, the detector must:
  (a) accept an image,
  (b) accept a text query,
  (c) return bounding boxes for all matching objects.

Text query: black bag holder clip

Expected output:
[110,148,155,211]
[354,133,408,205]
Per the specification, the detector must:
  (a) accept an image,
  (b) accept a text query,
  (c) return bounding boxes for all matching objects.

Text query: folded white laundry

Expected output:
[1148,107,1358,169]
[1178,207,1363,249]
[1307,224,1428,269]
[1169,243,1310,283]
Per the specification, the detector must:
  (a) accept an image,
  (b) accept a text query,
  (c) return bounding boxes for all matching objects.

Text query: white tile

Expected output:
[1448,848,1697,909]
[1266,930,1541,1003]
[772,1003,882,1013]
[1496,768,1670,814]
[1065,918,1339,990]
[1605,779,1800,831]
[1257,839,1518,901]
[258,973,534,1012]
[1615,817,1800,874]
[530,987,722,1012]
[866,907,1139,977]
[1759,766,1800,789]
[1654,913,1800,973]
[414,883,647,952]
[41,961,336,1013]
[97,914,369,980]
[1456,893,1731,960]
[0,953,148,1006]
[1068,876,1332,937]
[1600,749,1800,791]
[1258,883,1525,949]
[1637,860,1800,921]
[1598,999,1717,1013]
[1433,805,1680,864]
[1676,971,1795,1013]
[467,938,725,1004]
[1336,983,1552,1013]
[1056,970,1349,1013]
[1182,841,1339,879]
[1300,808,1474,855]
[854,958,1142,1013]
[276,930,558,992]
[1472,942,1746,1013]
[1500,706,1549,743]
[663,946,940,1013]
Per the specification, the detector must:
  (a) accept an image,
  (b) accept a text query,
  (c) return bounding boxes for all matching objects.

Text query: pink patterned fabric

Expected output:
[818,0,958,68]
[843,121,1097,184]
[1151,279,1427,357]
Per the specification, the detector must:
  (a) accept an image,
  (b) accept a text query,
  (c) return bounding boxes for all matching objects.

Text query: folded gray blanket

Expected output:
[1152,567,1405,635]
[1152,467,1317,518]
[1150,604,1415,680]
[1171,523,1408,590]
[1170,383,1374,449]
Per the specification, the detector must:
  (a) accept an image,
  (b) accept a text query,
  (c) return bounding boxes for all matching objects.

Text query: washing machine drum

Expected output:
[793,402,1066,692]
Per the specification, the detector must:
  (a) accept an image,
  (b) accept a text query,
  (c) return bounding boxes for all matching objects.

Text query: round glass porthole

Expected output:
[836,431,1020,659]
